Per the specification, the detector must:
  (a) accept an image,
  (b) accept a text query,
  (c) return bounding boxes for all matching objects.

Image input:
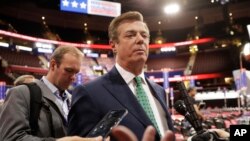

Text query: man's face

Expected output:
[189,89,197,97]
[52,53,81,90]
[113,20,150,67]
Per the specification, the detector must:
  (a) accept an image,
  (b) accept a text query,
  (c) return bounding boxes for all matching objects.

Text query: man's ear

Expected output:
[50,59,56,70]
[113,48,117,54]
[109,40,115,47]
[109,40,117,54]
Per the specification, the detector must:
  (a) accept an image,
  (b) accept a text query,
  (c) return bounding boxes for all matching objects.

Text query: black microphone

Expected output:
[176,82,204,134]
[174,101,229,141]
[174,100,196,130]
[176,82,229,141]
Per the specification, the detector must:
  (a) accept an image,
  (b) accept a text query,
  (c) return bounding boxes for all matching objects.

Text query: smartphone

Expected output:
[86,109,128,138]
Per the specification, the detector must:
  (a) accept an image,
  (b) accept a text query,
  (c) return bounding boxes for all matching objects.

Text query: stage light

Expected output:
[164,3,180,15]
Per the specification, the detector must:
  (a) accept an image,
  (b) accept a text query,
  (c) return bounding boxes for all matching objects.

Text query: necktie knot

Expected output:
[134,76,142,85]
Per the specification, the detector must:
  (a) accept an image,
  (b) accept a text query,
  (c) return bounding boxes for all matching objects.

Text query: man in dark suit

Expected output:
[68,11,174,141]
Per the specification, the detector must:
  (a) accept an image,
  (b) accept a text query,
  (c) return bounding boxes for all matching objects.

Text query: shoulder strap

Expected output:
[25,83,42,135]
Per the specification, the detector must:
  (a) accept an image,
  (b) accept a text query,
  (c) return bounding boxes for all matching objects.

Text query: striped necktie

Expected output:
[134,76,161,136]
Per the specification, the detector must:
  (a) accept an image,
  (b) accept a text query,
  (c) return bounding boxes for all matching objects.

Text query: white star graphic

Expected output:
[71,0,78,8]
[62,0,69,7]
[80,2,87,9]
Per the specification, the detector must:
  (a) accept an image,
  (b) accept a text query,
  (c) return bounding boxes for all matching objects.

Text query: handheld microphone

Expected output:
[174,100,196,130]
[176,82,229,141]
[176,82,204,134]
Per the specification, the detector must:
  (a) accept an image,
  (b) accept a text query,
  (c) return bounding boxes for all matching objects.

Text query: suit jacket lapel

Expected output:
[146,78,168,113]
[103,67,154,127]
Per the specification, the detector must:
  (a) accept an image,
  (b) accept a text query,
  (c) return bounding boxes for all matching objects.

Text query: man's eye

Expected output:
[126,34,134,38]
[142,33,149,38]
[65,69,73,73]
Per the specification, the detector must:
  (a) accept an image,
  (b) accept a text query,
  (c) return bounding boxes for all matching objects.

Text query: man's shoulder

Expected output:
[85,73,110,86]
[4,85,32,106]
[8,84,30,95]
[33,79,44,88]
[146,78,164,89]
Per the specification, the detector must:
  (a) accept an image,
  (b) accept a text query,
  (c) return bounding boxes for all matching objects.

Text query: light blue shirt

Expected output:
[41,76,70,121]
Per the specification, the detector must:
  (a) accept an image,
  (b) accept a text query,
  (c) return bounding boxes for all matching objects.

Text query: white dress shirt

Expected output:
[115,63,168,136]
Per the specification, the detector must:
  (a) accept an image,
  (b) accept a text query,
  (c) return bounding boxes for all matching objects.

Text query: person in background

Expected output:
[187,87,205,121]
[14,74,35,86]
[0,45,102,141]
[68,11,174,141]
[0,75,35,114]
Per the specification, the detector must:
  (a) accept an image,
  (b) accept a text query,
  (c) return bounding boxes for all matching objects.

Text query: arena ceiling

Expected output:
[0,0,249,31]
[0,0,249,46]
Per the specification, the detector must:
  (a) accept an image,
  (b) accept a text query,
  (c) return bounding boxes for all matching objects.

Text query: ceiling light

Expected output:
[243,42,250,56]
[0,42,9,48]
[16,45,32,52]
[164,3,180,15]
[230,30,234,35]
[247,24,250,39]
[156,39,163,44]
[86,40,92,44]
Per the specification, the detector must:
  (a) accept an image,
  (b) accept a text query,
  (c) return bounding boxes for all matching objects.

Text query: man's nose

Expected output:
[136,33,144,44]
[70,74,76,82]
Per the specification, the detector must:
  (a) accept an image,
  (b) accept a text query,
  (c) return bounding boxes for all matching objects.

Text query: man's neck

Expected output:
[117,62,144,75]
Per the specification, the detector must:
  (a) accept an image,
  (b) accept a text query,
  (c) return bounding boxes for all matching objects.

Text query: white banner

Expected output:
[88,0,121,17]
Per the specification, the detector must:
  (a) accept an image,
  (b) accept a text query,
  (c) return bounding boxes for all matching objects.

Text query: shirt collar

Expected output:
[115,63,146,84]
[42,76,58,94]
[42,76,69,98]
[137,73,146,84]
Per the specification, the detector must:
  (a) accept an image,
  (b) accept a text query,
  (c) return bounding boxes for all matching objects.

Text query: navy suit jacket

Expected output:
[68,67,174,140]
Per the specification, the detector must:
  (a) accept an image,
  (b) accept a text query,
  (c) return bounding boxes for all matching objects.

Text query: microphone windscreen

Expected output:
[174,100,187,116]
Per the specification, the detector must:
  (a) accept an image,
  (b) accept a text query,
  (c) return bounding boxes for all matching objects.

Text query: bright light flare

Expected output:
[243,42,250,56]
[164,3,180,14]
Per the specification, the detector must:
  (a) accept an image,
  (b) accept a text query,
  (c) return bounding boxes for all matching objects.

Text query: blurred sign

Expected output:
[0,81,6,100]
[162,71,169,90]
[233,69,247,91]
[75,73,83,85]
[60,0,121,17]
[190,78,195,87]
[247,24,250,39]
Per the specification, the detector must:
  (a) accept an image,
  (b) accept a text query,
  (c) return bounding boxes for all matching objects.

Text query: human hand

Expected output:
[208,129,230,138]
[200,115,206,121]
[56,136,103,141]
[189,129,229,141]
[111,125,175,141]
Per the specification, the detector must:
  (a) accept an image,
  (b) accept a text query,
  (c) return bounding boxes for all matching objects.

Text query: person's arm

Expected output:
[68,85,101,137]
[193,104,205,121]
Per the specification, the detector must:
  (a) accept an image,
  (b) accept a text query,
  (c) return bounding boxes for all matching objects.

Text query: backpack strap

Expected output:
[25,83,42,136]
[42,101,55,137]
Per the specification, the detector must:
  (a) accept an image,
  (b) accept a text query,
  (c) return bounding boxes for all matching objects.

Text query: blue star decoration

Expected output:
[60,0,88,14]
